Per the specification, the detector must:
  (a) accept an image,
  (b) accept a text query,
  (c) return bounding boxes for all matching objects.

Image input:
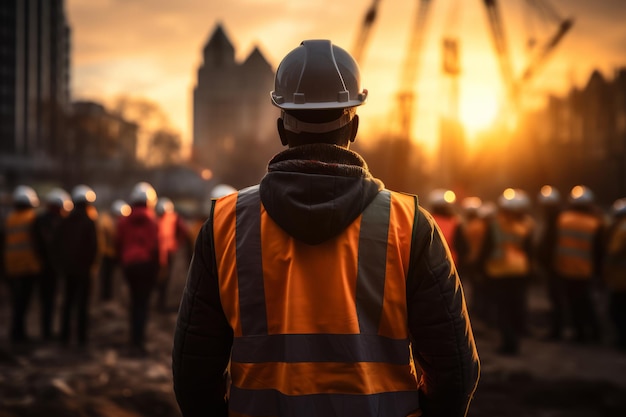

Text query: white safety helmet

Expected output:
[461,196,482,216]
[12,185,40,208]
[497,188,530,212]
[210,184,237,199]
[71,184,96,204]
[46,187,73,211]
[428,188,456,208]
[568,185,594,205]
[156,197,175,216]
[271,40,367,134]
[537,185,561,205]
[612,198,626,217]
[129,181,157,208]
[111,199,131,217]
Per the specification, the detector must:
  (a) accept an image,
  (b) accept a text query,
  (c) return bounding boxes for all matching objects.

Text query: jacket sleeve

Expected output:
[407,207,480,417]
[172,211,234,417]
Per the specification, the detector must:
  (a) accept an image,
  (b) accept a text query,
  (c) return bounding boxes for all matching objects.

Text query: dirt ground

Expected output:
[1,250,626,417]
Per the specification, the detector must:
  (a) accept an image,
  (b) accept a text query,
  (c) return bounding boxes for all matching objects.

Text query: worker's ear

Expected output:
[349,115,359,143]
[277,118,288,146]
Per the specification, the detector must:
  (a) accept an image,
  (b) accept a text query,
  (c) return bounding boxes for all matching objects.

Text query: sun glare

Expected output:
[458,86,500,137]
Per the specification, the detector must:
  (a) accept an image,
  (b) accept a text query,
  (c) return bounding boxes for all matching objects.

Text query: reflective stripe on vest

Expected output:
[213,185,421,417]
[554,210,600,279]
[485,214,532,277]
[4,209,42,276]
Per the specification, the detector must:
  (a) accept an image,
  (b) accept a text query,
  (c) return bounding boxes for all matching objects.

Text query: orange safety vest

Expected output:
[212,185,421,417]
[4,208,42,277]
[554,210,601,279]
[485,213,533,277]
[603,217,626,291]
[158,211,179,266]
[432,213,459,264]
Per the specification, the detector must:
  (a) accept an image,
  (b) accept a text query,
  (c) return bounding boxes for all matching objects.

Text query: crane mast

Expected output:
[352,0,382,63]
[395,0,434,139]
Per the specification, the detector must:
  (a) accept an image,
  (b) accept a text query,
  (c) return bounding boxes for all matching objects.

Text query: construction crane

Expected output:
[351,0,382,63]
[482,0,574,108]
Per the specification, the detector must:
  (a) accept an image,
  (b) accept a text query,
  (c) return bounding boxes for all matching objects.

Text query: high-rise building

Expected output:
[192,23,277,181]
[0,0,71,174]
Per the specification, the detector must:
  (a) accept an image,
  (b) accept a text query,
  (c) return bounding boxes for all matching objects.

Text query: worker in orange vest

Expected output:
[554,185,605,344]
[2,185,42,343]
[173,39,479,417]
[484,188,535,355]
[155,196,191,312]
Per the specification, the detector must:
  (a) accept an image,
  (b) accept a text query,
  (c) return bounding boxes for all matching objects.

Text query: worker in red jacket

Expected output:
[116,182,160,356]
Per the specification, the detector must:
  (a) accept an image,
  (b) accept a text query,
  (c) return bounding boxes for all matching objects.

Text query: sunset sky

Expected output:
[66,0,626,154]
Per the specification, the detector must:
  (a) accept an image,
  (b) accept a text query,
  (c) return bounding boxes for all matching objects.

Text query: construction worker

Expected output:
[427,188,465,265]
[604,198,626,351]
[534,185,565,340]
[3,185,42,343]
[458,196,489,320]
[57,184,99,347]
[33,187,73,341]
[173,39,479,417]
[116,181,160,356]
[554,185,604,344]
[484,188,535,355]
[97,199,130,302]
[155,196,191,312]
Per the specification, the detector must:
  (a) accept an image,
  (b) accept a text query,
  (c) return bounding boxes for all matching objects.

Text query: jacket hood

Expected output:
[259,144,383,245]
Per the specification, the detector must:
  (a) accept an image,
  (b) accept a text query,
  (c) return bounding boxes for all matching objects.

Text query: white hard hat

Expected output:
[537,185,561,205]
[46,187,73,211]
[428,188,456,207]
[129,181,157,207]
[12,185,39,208]
[71,184,96,204]
[568,185,594,205]
[156,197,175,216]
[461,196,482,215]
[498,188,530,212]
[271,40,367,134]
[612,198,626,217]
[111,199,131,217]
[271,40,368,111]
[210,184,237,199]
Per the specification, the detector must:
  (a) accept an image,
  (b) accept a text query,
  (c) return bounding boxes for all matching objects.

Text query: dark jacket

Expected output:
[172,144,480,417]
[57,203,98,277]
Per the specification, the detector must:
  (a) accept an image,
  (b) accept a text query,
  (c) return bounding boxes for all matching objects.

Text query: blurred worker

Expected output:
[116,181,160,356]
[534,185,565,340]
[33,187,73,341]
[155,197,191,312]
[458,196,489,320]
[484,188,535,355]
[57,185,99,347]
[173,40,479,417]
[604,198,626,351]
[554,185,604,344]
[97,199,130,302]
[187,184,238,248]
[3,185,41,343]
[427,188,466,265]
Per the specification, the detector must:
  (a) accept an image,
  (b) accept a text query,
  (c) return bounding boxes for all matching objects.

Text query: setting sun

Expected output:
[458,84,500,137]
